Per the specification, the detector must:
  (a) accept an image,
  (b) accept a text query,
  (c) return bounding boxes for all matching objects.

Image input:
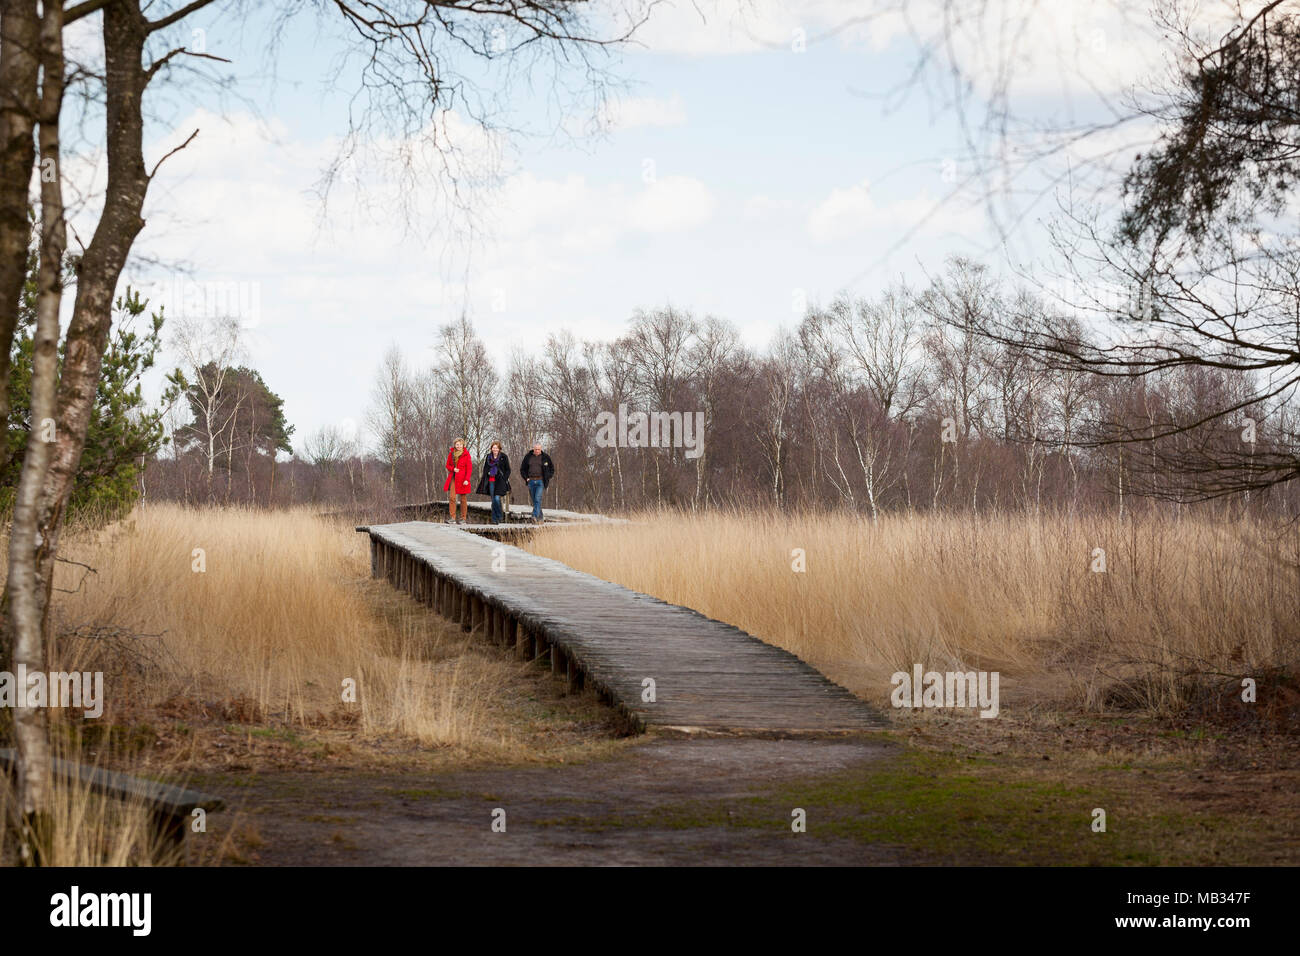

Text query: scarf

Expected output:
[487,452,500,481]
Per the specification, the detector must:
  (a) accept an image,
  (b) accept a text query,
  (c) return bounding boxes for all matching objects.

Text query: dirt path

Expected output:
[206,735,914,865]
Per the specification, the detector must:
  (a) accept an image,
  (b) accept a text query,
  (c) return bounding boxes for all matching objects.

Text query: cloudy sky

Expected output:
[63,0,1209,451]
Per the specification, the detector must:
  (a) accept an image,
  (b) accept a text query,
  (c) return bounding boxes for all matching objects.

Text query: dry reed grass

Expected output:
[2,503,628,865]
[5,503,1294,864]
[40,504,495,746]
[525,508,1300,714]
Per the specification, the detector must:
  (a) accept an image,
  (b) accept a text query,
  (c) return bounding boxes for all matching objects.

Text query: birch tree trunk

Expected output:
[34,2,150,649]
[0,0,40,474]
[7,0,64,863]
[0,0,39,666]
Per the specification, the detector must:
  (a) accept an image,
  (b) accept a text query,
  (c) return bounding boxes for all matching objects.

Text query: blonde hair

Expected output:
[452,437,466,449]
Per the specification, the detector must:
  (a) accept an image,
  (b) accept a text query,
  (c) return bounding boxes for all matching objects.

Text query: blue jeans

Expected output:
[528,479,544,519]
[490,494,504,524]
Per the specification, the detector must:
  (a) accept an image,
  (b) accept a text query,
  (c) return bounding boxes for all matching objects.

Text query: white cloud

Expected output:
[632,0,1244,101]
[631,0,885,56]
[628,176,717,232]
[488,170,716,247]
[807,179,982,244]
[633,0,797,55]
[563,93,687,137]
[743,195,797,222]
[603,94,687,130]
[808,180,875,243]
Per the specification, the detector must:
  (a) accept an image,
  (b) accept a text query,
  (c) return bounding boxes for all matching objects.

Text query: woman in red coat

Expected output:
[444,438,473,524]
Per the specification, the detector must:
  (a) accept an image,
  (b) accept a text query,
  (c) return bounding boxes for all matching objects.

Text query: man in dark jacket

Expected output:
[518,441,555,524]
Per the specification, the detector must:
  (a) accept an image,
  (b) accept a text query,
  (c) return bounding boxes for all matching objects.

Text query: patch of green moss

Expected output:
[536,748,1250,865]
[245,726,307,748]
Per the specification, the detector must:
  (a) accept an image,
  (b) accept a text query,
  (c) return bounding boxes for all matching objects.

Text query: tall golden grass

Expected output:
[525,509,1300,712]
[4,503,620,865]
[43,504,494,746]
[0,781,152,866]
[4,503,1291,863]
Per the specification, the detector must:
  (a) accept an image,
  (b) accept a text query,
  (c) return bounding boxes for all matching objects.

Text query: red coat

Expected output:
[444,448,473,494]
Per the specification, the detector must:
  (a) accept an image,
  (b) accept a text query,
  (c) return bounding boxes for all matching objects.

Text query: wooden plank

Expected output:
[0,748,224,815]
[406,499,630,525]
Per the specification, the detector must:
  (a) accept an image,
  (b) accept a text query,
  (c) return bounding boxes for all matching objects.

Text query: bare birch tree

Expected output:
[625,306,699,507]
[688,316,741,507]
[368,344,410,492]
[0,0,40,459]
[172,314,245,502]
[5,0,64,862]
[433,314,496,460]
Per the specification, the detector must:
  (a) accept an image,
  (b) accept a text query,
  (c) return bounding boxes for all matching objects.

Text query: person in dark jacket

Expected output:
[518,441,555,524]
[474,440,512,524]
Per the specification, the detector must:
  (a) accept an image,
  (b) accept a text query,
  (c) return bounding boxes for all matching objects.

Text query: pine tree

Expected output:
[2,247,183,520]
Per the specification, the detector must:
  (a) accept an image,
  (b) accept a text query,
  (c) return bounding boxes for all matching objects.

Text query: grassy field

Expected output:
[1,504,625,864]
[525,508,1300,722]
[37,504,623,755]
[3,504,1296,865]
[518,508,1298,864]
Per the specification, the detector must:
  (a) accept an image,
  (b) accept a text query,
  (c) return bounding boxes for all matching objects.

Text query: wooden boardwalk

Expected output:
[402,499,629,525]
[361,522,884,736]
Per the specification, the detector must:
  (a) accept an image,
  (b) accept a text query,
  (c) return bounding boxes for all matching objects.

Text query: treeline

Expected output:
[168,255,1294,517]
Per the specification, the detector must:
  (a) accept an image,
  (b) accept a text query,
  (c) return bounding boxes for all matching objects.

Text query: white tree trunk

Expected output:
[8,0,65,861]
